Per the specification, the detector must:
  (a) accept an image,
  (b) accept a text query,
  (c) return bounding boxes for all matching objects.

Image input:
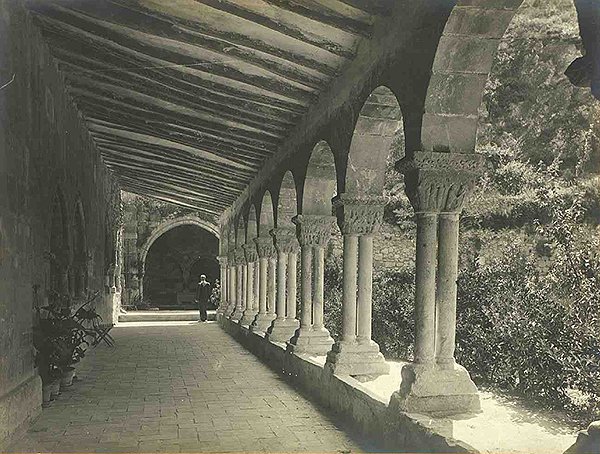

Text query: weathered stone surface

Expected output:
[332,193,386,235]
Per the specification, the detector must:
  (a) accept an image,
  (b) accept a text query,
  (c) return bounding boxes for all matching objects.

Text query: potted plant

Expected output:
[33,289,115,404]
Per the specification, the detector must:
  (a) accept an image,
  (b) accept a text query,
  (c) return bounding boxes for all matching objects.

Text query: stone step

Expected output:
[118,310,217,323]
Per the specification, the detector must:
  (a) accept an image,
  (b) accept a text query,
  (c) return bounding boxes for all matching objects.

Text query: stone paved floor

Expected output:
[8,322,364,453]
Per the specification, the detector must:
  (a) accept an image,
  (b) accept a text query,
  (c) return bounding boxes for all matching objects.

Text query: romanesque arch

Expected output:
[419,0,524,154]
[138,216,220,303]
[276,171,298,228]
[139,216,220,271]
[300,141,337,215]
[344,86,403,195]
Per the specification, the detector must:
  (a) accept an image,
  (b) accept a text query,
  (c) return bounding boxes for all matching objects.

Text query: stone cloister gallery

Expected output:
[1,0,597,451]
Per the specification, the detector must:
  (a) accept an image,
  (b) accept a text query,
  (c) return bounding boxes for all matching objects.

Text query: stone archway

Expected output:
[139,216,220,304]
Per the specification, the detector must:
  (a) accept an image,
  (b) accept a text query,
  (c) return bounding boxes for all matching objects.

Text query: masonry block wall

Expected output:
[0,2,120,449]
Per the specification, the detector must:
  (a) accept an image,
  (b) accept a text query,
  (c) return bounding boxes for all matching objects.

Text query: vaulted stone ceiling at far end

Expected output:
[27,0,390,222]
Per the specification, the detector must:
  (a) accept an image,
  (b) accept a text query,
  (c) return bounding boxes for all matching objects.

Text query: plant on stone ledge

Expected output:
[33,290,115,383]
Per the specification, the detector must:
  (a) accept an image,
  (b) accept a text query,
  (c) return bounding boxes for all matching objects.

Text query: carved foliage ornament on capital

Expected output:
[292,214,337,247]
[270,228,299,254]
[242,243,259,263]
[217,255,228,267]
[396,152,487,214]
[332,193,385,235]
[227,250,237,267]
[234,247,246,265]
[254,236,276,259]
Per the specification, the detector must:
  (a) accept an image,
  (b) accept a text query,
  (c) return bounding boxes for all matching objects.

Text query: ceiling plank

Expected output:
[261,0,372,38]
[69,87,285,143]
[101,153,239,205]
[113,0,346,75]
[334,0,391,16]
[91,133,253,184]
[49,2,329,90]
[83,111,274,164]
[194,0,356,59]
[32,11,316,105]
[97,141,247,191]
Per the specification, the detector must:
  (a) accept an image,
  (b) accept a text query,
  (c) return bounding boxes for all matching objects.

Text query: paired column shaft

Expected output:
[357,234,373,344]
[414,213,438,366]
[287,252,297,320]
[276,250,287,320]
[436,213,460,369]
[342,234,358,343]
[299,245,312,329]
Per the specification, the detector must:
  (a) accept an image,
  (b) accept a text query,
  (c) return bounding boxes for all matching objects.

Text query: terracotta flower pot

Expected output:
[60,367,76,389]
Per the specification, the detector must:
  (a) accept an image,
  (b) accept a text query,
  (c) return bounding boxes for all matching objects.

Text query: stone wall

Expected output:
[329,224,416,272]
[0,2,120,449]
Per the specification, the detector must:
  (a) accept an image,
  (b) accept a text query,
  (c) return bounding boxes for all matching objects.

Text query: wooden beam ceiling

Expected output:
[26,0,382,222]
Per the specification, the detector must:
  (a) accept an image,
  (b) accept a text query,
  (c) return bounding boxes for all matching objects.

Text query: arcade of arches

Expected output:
[2,0,598,451]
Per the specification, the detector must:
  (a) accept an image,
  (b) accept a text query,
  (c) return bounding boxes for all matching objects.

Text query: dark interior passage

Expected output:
[144,225,219,308]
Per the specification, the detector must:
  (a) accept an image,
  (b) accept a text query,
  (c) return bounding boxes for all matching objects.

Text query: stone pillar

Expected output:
[288,215,336,356]
[216,255,228,317]
[252,237,277,332]
[267,228,300,342]
[240,243,258,326]
[326,194,389,377]
[267,255,277,320]
[231,248,246,321]
[389,151,485,416]
[226,251,237,318]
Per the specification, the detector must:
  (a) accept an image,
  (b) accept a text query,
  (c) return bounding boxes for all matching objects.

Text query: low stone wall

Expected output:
[218,316,476,452]
[0,372,42,451]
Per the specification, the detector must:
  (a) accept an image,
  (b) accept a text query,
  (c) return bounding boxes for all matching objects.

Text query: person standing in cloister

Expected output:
[195,274,211,322]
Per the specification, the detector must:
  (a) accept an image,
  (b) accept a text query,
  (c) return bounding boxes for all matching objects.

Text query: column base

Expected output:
[230,308,245,322]
[287,327,334,356]
[388,363,481,416]
[251,313,276,332]
[266,318,300,343]
[325,340,390,377]
[239,310,258,326]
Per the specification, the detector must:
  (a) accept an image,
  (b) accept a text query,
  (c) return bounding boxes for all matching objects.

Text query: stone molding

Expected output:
[242,242,258,263]
[332,193,386,235]
[254,236,276,259]
[292,215,337,248]
[270,227,299,254]
[217,255,228,267]
[396,152,487,213]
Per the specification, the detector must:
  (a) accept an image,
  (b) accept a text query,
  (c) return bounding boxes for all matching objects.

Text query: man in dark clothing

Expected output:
[195,274,211,322]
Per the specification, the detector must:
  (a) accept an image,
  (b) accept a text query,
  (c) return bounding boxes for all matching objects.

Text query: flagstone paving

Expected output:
[8,321,364,453]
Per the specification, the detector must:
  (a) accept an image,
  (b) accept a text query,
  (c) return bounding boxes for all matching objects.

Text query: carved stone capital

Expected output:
[227,251,237,267]
[270,227,299,254]
[234,247,246,265]
[242,242,258,263]
[292,214,336,248]
[254,236,276,259]
[332,193,386,235]
[396,152,487,213]
[217,255,228,267]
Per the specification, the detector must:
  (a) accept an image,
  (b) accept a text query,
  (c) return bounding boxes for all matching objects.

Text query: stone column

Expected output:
[288,215,336,356]
[287,250,298,323]
[267,255,277,321]
[389,151,485,416]
[436,212,460,369]
[240,243,258,326]
[252,237,277,332]
[268,228,300,342]
[216,255,228,317]
[231,248,246,322]
[226,251,237,318]
[326,194,389,377]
